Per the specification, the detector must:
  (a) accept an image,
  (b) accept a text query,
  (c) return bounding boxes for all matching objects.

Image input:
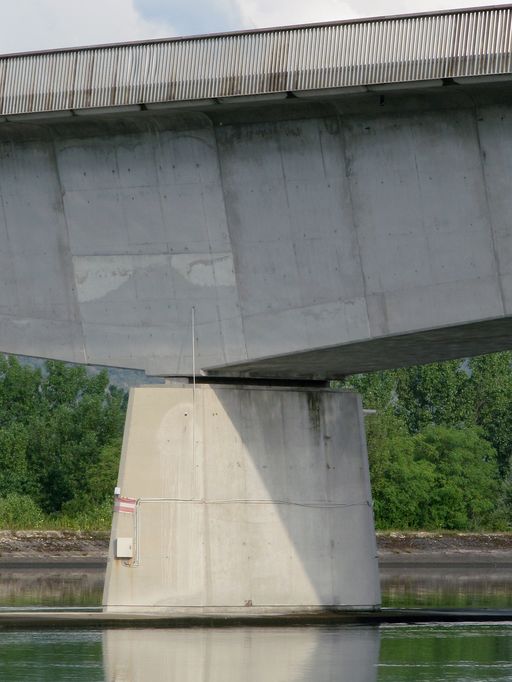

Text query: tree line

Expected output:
[0,352,511,531]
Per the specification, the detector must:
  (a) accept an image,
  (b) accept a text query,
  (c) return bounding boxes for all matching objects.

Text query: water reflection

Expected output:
[379,624,512,681]
[103,626,380,682]
[0,630,103,681]
[2,566,512,609]
[0,568,104,607]
[381,568,512,608]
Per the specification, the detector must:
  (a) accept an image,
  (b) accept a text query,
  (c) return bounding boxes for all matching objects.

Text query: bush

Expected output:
[0,493,45,529]
[58,496,114,531]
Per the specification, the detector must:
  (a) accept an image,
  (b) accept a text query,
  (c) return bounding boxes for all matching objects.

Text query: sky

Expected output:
[0,0,505,54]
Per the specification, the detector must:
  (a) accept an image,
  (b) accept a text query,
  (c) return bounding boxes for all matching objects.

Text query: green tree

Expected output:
[413,425,504,529]
[0,355,42,425]
[394,360,470,433]
[28,364,126,513]
[0,423,30,497]
[62,436,122,518]
[341,370,398,412]
[0,356,126,518]
[467,353,512,476]
[365,410,436,529]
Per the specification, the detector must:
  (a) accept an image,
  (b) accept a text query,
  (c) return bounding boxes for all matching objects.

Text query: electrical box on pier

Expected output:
[115,537,133,559]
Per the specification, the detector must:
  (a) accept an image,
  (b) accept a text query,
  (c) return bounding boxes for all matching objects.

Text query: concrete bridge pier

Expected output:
[102,383,380,615]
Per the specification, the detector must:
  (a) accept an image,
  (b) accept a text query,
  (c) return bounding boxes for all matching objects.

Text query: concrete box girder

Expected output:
[0,85,511,377]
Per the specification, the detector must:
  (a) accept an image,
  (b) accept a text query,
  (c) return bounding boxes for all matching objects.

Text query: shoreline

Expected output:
[1,530,512,568]
[1,607,512,629]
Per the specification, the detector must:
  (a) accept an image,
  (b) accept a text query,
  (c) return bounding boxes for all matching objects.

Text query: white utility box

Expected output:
[115,537,133,559]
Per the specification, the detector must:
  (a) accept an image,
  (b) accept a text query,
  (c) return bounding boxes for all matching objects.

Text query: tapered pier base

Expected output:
[103,384,380,614]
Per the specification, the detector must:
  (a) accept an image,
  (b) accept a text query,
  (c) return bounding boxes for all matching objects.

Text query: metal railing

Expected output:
[1,6,511,117]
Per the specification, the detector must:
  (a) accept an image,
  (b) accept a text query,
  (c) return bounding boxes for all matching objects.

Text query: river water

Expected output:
[0,624,511,681]
[0,566,511,681]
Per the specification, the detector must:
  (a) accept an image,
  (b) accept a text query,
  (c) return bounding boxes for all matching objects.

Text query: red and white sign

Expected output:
[114,496,137,514]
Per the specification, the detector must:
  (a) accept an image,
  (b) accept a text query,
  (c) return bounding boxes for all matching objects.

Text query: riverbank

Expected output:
[1,530,512,565]
[377,531,512,565]
[0,530,108,562]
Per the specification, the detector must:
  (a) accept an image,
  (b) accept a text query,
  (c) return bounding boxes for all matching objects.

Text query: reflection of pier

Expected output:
[0,620,509,679]
[103,626,380,682]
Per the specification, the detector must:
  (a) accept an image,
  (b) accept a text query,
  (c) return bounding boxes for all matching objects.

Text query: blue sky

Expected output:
[0,0,504,54]
[133,0,242,35]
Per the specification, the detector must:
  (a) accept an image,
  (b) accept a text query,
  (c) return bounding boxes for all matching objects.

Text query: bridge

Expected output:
[1,6,512,616]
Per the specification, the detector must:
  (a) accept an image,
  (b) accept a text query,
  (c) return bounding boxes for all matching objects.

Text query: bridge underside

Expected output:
[208,317,512,379]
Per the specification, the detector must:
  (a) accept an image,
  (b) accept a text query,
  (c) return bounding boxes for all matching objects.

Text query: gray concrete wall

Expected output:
[102,385,380,613]
[1,85,512,377]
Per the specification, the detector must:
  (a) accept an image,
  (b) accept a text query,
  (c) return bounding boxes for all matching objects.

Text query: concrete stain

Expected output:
[306,392,322,433]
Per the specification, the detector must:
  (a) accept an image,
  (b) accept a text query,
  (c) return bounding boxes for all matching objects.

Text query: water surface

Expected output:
[2,564,511,681]
[1,624,511,681]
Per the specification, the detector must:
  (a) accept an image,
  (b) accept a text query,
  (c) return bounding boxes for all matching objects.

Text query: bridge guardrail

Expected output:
[0,6,511,117]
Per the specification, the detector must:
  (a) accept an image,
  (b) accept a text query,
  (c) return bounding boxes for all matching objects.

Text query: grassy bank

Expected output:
[0,494,113,532]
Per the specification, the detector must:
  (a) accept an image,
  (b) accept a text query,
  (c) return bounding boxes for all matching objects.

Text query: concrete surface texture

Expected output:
[102,384,380,614]
[1,83,512,378]
[103,627,380,682]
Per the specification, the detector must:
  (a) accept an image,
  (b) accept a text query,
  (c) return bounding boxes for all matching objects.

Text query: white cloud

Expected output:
[231,0,502,30]
[0,0,504,54]
[232,0,354,28]
[0,0,175,54]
